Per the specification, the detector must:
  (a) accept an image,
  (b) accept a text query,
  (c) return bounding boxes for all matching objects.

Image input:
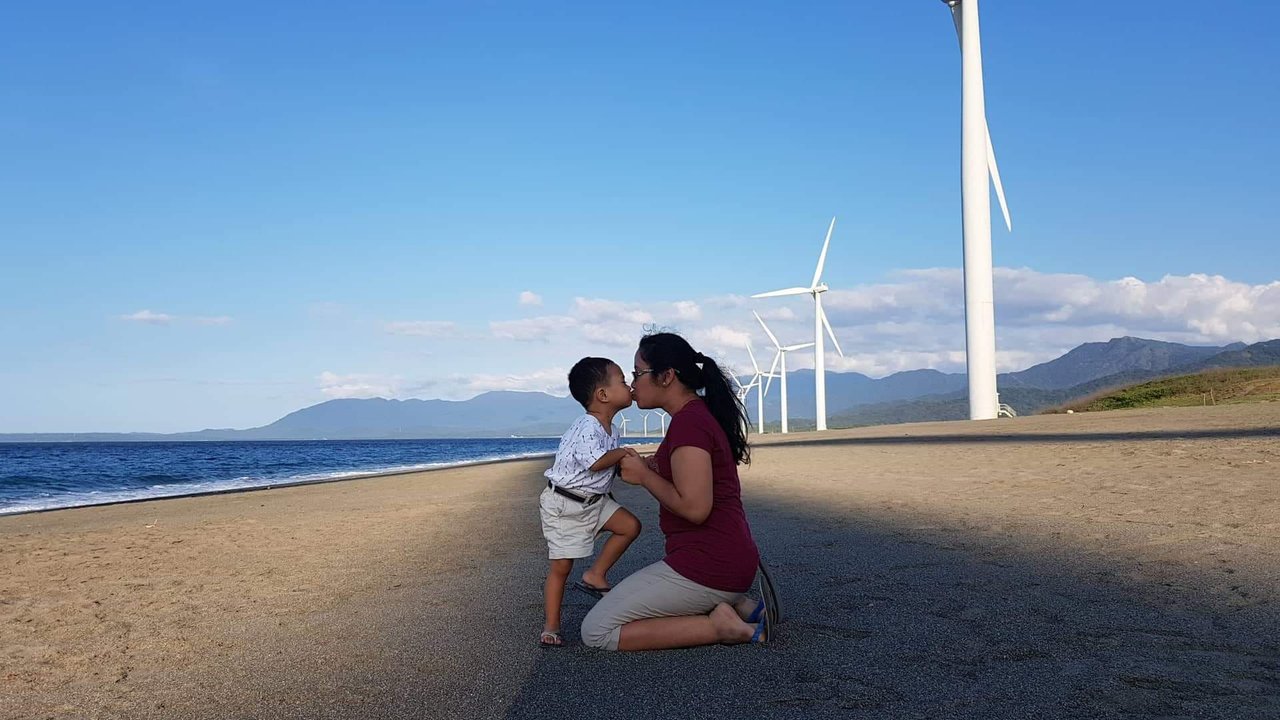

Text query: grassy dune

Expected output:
[1058,366,1280,412]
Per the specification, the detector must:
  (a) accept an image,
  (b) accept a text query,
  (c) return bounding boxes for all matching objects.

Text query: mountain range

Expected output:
[3,337,1277,442]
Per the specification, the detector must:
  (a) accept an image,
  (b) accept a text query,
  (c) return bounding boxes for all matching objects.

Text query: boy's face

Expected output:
[596,363,633,410]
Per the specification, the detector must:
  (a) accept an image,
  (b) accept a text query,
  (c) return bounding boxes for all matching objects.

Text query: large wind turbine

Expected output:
[752,217,845,431]
[754,312,814,435]
[943,0,1014,420]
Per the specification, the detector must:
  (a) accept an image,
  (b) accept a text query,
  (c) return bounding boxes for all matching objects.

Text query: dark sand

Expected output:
[3,404,1279,719]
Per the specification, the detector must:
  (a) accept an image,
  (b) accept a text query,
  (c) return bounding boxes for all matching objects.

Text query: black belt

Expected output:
[548,480,603,506]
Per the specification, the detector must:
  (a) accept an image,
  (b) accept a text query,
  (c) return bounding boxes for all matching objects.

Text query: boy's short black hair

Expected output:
[568,357,614,409]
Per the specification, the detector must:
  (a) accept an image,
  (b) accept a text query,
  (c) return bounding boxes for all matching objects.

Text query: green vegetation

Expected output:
[1057,366,1280,412]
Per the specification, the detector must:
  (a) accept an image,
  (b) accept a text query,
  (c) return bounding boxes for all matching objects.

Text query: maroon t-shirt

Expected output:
[654,398,759,593]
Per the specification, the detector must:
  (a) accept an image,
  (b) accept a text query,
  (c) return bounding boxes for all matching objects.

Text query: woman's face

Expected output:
[631,349,664,410]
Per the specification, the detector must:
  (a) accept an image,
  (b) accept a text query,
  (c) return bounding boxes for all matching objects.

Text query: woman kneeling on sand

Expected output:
[580,332,768,651]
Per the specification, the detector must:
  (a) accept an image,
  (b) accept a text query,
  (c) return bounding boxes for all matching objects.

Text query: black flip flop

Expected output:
[573,580,611,599]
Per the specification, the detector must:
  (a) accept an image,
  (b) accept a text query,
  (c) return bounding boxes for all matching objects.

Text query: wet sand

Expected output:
[3,403,1278,719]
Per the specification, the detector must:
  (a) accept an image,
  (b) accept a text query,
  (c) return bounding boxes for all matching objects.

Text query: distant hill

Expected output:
[747,336,1244,423]
[1062,366,1280,412]
[3,337,1276,441]
[249,392,581,439]
[827,338,1280,426]
[998,336,1243,390]
[1196,339,1280,369]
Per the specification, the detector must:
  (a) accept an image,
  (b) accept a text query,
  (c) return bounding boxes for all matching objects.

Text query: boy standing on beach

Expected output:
[539,358,642,647]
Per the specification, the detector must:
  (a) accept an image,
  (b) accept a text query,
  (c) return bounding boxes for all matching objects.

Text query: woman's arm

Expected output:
[619,447,713,524]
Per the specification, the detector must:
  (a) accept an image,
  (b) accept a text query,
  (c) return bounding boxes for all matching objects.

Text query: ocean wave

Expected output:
[0,447,556,517]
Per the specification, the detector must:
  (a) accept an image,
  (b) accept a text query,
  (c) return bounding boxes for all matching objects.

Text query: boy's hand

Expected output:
[621,446,641,458]
[618,454,647,485]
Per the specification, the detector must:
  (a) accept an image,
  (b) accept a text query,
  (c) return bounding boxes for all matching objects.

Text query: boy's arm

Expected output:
[588,447,637,472]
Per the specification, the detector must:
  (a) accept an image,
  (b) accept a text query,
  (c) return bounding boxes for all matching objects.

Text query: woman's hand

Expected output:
[619,453,648,485]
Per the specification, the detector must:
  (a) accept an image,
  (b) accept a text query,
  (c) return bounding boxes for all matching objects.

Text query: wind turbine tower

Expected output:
[942,0,1014,420]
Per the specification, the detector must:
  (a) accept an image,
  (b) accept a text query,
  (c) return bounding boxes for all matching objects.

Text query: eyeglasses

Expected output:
[632,369,659,382]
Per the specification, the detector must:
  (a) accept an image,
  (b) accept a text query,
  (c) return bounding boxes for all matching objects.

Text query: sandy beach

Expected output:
[3,404,1279,719]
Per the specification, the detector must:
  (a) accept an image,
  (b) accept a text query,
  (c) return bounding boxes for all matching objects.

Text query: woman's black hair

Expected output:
[638,332,750,465]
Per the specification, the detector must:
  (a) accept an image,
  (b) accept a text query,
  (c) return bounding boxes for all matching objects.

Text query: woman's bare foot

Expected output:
[732,596,763,622]
[709,603,757,645]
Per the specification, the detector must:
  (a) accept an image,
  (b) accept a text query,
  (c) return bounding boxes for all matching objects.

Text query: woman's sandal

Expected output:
[749,598,771,644]
[539,630,563,647]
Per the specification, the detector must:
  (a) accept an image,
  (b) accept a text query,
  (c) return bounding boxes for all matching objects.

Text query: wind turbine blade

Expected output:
[783,342,816,352]
[764,352,780,395]
[987,129,1013,232]
[731,374,744,391]
[752,287,811,299]
[819,306,844,357]
[950,1,1012,233]
[811,217,836,288]
[746,343,761,373]
[753,311,781,349]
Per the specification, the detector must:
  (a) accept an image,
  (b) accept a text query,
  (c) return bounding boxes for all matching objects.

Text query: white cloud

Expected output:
[572,298,655,325]
[315,269,1279,405]
[318,371,399,399]
[519,291,543,306]
[385,320,458,337]
[673,301,701,321]
[120,309,175,325]
[691,325,751,352]
[405,367,571,400]
[464,269,1279,385]
[461,367,570,396]
[734,269,1280,376]
[490,316,578,342]
[120,310,234,326]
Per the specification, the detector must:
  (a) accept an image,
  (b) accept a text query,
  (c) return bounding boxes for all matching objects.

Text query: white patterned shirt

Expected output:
[544,414,620,494]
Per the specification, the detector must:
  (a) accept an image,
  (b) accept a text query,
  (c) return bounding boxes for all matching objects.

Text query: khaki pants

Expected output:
[580,561,743,651]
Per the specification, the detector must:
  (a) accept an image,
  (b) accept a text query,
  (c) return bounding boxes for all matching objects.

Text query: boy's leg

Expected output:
[543,558,574,637]
[581,506,640,590]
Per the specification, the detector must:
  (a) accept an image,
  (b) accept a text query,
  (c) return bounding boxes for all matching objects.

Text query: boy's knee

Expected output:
[621,512,641,536]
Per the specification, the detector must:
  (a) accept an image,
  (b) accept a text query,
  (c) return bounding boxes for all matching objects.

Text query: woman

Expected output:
[580,332,767,651]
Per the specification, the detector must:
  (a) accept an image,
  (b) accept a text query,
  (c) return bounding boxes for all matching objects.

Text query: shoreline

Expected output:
[0,451,558,519]
[1,437,668,520]
[4,403,1273,520]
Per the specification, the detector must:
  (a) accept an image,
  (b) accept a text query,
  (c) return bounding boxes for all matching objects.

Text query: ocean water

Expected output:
[0,438,574,516]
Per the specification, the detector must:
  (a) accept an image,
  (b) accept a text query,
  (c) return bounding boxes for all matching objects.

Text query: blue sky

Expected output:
[2,1,1277,433]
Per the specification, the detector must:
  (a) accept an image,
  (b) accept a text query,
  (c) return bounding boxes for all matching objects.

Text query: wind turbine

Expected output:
[942,0,1014,420]
[616,413,631,438]
[744,340,768,434]
[752,217,845,431]
[754,312,814,434]
[655,409,669,435]
[641,412,652,437]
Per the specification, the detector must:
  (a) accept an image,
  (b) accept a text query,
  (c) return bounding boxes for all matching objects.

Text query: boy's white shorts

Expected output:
[539,485,623,560]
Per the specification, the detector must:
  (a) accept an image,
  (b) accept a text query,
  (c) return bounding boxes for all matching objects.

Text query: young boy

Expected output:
[539,357,642,647]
